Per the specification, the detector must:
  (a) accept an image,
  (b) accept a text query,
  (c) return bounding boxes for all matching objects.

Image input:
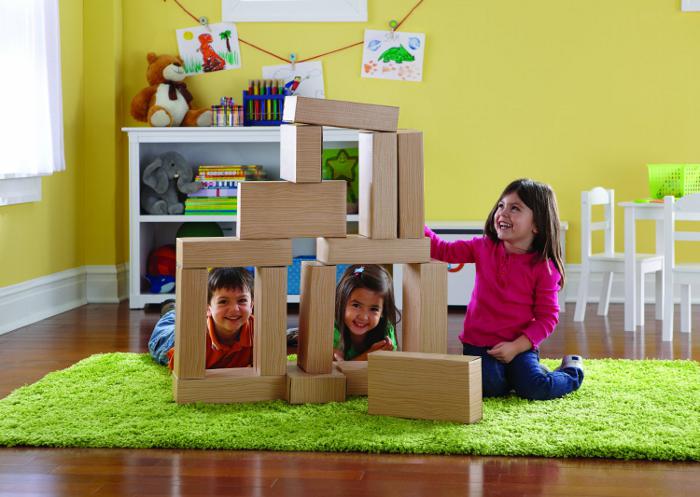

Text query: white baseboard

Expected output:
[563,264,700,304]
[0,265,128,336]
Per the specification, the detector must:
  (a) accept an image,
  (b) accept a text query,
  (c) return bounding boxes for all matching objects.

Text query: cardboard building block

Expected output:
[334,361,368,396]
[254,266,288,376]
[368,351,482,424]
[237,181,346,239]
[280,124,323,183]
[286,363,347,404]
[359,132,397,239]
[397,130,424,239]
[173,369,286,404]
[283,96,399,132]
[177,237,292,269]
[173,267,208,379]
[297,261,335,374]
[402,261,448,354]
[316,235,430,265]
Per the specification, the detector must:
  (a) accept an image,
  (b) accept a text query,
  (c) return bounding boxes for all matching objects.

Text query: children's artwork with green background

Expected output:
[322,148,359,214]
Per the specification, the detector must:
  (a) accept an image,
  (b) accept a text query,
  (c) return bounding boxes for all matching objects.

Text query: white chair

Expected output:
[574,187,664,324]
[662,194,700,341]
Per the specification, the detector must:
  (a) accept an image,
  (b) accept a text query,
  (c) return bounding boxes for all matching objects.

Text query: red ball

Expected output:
[147,245,176,276]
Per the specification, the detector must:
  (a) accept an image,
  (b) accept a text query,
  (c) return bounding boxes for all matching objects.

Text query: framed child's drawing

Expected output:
[222,0,367,22]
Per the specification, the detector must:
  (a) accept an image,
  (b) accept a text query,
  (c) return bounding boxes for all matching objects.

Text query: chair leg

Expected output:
[597,271,614,316]
[636,270,645,327]
[680,284,691,334]
[655,269,664,321]
[662,277,674,342]
[574,266,591,322]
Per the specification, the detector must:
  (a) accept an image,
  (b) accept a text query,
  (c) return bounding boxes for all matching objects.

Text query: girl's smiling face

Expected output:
[344,288,384,339]
[494,191,538,254]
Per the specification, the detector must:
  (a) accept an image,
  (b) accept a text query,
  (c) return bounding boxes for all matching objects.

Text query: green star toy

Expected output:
[322,148,359,206]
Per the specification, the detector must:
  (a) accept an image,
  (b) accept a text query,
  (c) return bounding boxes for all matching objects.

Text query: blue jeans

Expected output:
[148,310,176,366]
[463,343,584,400]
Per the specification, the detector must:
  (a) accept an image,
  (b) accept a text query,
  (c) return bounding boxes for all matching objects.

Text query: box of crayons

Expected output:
[211,97,244,127]
[243,79,287,126]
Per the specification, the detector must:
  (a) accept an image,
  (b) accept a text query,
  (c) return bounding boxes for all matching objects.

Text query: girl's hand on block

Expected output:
[487,341,519,364]
[369,337,394,353]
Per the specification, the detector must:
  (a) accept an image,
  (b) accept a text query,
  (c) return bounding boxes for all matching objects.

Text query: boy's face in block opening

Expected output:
[344,288,383,339]
[207,286,252,344]
[494,191,538,254]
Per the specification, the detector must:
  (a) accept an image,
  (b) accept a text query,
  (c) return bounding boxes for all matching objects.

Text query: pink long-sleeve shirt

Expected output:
[425,227,561,349]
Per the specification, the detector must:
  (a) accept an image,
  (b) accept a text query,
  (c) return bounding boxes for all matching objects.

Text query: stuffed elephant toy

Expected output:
[141,151,201,215]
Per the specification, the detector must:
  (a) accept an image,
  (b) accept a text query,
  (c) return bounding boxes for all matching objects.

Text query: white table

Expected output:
[619,201,700,331]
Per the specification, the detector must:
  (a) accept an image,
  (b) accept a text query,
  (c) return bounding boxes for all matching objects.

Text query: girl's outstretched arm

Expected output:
[424,226,478,263]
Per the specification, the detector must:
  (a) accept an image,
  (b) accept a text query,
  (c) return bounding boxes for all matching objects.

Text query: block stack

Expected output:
[172,96,482,424]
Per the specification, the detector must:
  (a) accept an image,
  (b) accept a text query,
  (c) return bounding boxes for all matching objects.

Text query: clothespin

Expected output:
[388,19,398,39]
[290,53,297,71]
[199,16,212,32]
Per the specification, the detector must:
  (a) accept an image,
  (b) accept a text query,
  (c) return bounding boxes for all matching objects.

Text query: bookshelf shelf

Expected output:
[124,126,358,309]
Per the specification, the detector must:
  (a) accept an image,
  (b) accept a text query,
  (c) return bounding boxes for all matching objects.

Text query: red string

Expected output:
[164,0,425,64]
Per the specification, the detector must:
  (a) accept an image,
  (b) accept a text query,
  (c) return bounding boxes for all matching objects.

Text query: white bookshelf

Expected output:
[123,126,359,309]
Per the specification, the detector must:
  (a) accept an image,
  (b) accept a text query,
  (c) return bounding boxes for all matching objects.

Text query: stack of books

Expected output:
[185,165,266,216]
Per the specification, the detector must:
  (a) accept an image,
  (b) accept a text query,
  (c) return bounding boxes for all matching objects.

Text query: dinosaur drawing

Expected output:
[198,33,225,72]
[378,45,415,64]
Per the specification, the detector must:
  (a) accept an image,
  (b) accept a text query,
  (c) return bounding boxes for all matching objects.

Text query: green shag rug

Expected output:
[0,353,698,461]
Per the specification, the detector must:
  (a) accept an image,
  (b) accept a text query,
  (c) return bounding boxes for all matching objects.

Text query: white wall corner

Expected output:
[0,268,87,336]
[85,264,129,303]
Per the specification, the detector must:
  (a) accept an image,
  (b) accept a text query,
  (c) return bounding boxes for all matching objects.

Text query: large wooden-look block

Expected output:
[177,237,292,268]
[283,96,399,132]
[280,124,323,183]
[254,267,287,376]
[402,261,448,354]
[316,235,429,265]
[298,261,335,374]
[397,130,424,239]
[173,369,286,404]
[335,361,368,396]
[368,351,482,424]
[237,181,346,239]
[286,364,347,404]
[173,267,208,379]
[359,132,397,239]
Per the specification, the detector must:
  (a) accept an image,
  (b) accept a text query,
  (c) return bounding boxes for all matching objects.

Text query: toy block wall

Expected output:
[368,351,483,424]
[397,130,425,239]
[177,237,292,268]
[358,132,397,240]
[316,235,429,265]
[254,266,288,376]
[237,181,347,239]
[283,96,399,132]
[335,361,368,396]
[174,368,287,404]
[401,261,449,354]
[280,124,323,183]
[297,261,335,374]
[286,363,347,404]
[173,267,208,379]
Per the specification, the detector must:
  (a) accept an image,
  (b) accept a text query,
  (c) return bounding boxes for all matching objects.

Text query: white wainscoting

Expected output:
[0,265,128,336]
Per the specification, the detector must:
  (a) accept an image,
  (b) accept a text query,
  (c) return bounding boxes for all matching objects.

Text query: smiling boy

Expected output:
[148,267,255,370]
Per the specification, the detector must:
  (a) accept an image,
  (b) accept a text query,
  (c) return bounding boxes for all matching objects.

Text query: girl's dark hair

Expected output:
[483,178,565,289]
[335,264,400,357]
[207,267,254,302]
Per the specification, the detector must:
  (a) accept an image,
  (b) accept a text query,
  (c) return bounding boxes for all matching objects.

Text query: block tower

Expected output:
[172,96,482,424]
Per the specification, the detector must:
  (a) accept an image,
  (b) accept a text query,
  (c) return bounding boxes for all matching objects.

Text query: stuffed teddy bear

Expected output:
[130,52,212,127]
[141,151,201,215]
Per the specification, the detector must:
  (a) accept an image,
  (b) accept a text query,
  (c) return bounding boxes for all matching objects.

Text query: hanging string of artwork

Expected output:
[167,0,426,83]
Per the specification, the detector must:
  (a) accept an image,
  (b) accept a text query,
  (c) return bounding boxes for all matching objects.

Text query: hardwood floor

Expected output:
[0,302,698,496]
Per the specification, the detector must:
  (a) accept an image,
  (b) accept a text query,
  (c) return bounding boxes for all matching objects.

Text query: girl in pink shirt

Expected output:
[426,179,584,400]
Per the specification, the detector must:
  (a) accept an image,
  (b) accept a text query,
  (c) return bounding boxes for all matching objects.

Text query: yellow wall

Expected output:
[2,0,700,288]
[0,0,84,286]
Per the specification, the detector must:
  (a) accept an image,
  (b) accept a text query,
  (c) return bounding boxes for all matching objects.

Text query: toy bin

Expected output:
[287,256,350,295]
[647,164,700,199]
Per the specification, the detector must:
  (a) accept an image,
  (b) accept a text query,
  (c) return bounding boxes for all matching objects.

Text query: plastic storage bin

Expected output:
[647,164,700,199]
[287,256,349,295]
